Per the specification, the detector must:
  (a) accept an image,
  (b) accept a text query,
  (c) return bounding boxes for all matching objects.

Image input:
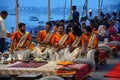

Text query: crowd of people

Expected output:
[0,5,120,62]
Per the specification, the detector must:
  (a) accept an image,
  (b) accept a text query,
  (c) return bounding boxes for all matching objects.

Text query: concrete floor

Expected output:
[86,54,120,80]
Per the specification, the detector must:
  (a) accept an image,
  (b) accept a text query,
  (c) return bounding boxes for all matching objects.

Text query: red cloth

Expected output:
[104,62,120,78]
[75,64,91,80]
[98,49,108,62]
[111,35,120,42]
[109,27,120,41]
[10,62,47,68]
[109,27,116,35]
[106,43,119,55]
[56,63,92,80]
[109,78,120,80]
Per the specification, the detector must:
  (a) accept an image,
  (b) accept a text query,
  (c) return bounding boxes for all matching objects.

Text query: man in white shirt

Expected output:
[0,10,10,53]
[98,23,110,41]
[88,10,94,20]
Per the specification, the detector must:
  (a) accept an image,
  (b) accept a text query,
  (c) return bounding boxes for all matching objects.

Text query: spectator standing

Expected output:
[0,10,10,53]
[72,6,79,24]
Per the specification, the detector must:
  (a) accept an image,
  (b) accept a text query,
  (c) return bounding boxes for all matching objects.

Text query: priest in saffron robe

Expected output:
[48,24,69,61]
[32,22,53,60]
[62,24,82,61]
[9,23,32,60]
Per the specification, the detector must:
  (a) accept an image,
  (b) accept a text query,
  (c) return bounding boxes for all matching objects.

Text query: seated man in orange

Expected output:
[9,23,32,60]
[88,24,98,51]
[78,28,98,70]
[78,28,90,58]
[79,27,98,57]
[32,22,53,60]
[48,24,69,61]
[87,27,98,70]
[62,24,82,61]
[37,21,52,45]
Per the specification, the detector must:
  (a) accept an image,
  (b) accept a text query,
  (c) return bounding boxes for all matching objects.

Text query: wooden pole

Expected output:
[70,0,72,20]
[98,0,101,19]
[16,0,19,29]
[63,0,66,20]
[86,0,88,17]
[48,0,50,21]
